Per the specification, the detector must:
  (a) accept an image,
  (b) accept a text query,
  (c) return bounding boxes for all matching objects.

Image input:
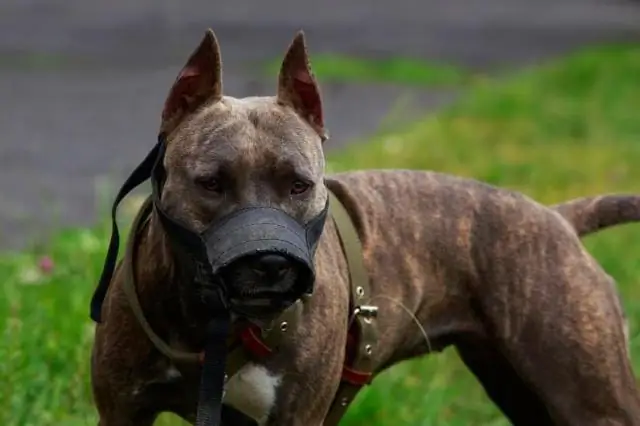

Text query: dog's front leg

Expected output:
[92,369,169,426]
[93,377,160,426]
[96,411,157,426]
[91,320,181,426]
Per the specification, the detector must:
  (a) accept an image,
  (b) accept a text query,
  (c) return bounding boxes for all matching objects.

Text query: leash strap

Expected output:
[196,317,232,426]
[323,190,379,426]
[90,139,162,323]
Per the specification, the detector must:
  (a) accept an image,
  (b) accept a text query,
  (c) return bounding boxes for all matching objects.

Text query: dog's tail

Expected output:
[551,195,640,237]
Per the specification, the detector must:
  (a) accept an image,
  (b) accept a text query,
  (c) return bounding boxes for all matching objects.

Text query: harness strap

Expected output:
[122,195,202,363]
[323,190,379,426]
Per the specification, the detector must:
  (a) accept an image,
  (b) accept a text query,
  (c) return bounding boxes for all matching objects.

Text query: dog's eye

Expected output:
[291,180,312,195]
[196,176,222,193]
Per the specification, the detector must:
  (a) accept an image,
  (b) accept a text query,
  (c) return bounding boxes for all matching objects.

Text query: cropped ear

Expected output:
[276,31,327,142]
[160,29,223,136]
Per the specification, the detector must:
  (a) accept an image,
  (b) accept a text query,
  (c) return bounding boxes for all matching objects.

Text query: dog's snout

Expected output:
[254,254,291,278]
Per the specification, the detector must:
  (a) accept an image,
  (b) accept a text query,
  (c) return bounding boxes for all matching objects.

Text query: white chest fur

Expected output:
[223,363,282,425]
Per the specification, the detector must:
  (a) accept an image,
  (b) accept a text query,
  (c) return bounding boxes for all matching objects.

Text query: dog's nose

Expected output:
[254,254,291,279]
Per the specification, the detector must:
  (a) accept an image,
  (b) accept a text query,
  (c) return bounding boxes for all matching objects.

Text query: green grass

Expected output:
[264,53,479,87]
[2,43,640,425]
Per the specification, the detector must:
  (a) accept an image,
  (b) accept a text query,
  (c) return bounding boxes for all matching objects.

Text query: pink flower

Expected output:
[38,256,55,274]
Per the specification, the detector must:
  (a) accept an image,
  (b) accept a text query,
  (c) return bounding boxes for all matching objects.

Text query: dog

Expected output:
[91,30,640,426]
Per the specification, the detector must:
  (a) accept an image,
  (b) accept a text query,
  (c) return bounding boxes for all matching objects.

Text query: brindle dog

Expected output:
[91,30,640,425]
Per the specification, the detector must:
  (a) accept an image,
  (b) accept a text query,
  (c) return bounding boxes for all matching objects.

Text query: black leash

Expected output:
[196,317,232,426]
[90,139,162,323]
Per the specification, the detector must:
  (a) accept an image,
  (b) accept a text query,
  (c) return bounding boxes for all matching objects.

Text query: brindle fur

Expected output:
[91,30,640,426]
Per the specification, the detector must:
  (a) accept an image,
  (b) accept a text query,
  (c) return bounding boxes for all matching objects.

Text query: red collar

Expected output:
[197,322,372,386]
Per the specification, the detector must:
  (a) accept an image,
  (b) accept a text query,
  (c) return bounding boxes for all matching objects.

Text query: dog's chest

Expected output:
[222,362,282,424]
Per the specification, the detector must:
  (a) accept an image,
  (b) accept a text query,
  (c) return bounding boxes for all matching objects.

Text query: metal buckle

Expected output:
[222,373,229,399]
[353,305,378,319]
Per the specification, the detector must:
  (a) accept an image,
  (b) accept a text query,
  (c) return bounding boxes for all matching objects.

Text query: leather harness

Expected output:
[121,189,379,425]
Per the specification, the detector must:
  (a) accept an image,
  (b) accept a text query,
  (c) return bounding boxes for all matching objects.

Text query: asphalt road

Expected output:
[1,0,639,250]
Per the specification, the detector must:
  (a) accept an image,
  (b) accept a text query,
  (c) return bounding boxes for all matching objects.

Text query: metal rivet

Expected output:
[341,397,349,406]
[280,321,288,332]
[365,344,373,355]
[356,286,365,298]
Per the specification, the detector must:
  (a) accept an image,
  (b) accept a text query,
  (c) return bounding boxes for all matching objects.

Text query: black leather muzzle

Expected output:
[154,189,329,319]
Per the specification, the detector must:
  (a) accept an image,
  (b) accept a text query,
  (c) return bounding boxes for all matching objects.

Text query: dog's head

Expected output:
[156,30,329,313]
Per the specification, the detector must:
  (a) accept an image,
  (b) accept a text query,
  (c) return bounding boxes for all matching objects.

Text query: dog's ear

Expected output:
[160,29,223,136]
[277,31,327,142]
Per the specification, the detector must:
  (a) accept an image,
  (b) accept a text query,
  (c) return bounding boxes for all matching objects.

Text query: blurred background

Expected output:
[1,0,639,251]
[1,0,640,425]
